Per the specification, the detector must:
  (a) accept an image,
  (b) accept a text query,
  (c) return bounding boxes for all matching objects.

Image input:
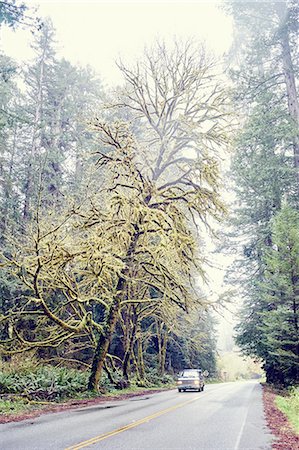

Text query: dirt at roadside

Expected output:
[0,388,169,424]
[262,385,299,450]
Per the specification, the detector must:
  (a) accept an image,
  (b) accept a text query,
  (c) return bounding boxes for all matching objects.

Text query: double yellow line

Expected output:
[65,395,201,450]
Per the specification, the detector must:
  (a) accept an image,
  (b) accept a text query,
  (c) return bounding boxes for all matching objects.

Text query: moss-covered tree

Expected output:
[1,41,230,391]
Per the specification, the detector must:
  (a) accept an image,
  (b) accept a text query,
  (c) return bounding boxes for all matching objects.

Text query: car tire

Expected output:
[202,386,204,391]
[178,389,182,392]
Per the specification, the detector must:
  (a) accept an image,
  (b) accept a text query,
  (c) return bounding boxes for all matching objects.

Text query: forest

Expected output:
[0,0,298,408]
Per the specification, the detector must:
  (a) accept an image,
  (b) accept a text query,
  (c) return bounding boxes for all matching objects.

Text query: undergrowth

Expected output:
[0,359,175,416]
[275,387,299,434]
[0,366,89,401]
[0,398,33,415]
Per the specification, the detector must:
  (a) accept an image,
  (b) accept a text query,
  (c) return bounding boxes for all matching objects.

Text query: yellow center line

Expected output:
[65,395,202,450]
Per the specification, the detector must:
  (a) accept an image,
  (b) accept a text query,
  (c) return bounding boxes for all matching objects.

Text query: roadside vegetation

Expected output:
[263,385,299,449]
[275,388,299,435]
[0,356,175,417]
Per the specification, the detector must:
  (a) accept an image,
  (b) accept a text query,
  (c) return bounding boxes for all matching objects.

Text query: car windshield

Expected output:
[181,370,199,378]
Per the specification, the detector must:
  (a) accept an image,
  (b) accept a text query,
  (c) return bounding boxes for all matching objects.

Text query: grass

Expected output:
[275,388,299,434]
[0,398,35,415]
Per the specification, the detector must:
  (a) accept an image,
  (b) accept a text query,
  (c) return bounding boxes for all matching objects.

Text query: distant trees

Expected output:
[166,309,217,376]
[21,20,103,219]
[0,40,230,391]
[0,19,102,228]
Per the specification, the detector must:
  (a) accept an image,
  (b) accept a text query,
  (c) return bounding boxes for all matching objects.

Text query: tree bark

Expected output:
[160,334,168,377]
[136,328,145,381]
[122,319,137,380]
[87,295,121,391]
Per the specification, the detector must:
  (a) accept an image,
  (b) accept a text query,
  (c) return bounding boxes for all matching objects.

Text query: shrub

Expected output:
[145,368,175,386]
[0,365,89,401]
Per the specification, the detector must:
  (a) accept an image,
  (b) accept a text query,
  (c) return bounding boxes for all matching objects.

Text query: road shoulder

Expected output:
[237,383,273,450]
[263,385,299,450]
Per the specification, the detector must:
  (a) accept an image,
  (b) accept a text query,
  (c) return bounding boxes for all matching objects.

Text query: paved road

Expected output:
[1,381,273,450]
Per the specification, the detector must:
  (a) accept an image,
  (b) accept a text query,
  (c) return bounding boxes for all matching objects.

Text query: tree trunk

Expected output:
[291,273,299,381]
[156,319,168,377]
[23,46,45,220]
[88,296,121,391]
[46,100,63,200]
[160,333,168,377]
[122,319,137,380]
[277,3,299,191]
[136,330,145,381]
[87,230,140,391]
[103,362,117,385]
[1,125,17,234]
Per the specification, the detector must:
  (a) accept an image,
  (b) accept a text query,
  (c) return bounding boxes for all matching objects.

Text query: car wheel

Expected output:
[178,389,181,392]
[202,386,204,391]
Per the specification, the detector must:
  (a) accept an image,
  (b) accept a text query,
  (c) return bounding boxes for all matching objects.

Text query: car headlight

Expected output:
[177,381,182,385]
[194,380,199,385]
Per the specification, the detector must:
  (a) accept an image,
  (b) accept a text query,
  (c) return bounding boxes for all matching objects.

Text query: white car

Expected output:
[177,369,205,392]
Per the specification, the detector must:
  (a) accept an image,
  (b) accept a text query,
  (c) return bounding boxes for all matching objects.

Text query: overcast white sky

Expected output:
[1,0,233,85]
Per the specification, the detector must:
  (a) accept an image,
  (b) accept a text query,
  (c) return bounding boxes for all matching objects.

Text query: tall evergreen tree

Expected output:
[225,0,299,385]
[22,20,57,219]
[237,205,299,385]
[0,52,22,234]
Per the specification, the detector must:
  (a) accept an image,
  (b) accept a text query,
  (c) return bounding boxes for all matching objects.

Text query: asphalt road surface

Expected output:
[1,381,273,450]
